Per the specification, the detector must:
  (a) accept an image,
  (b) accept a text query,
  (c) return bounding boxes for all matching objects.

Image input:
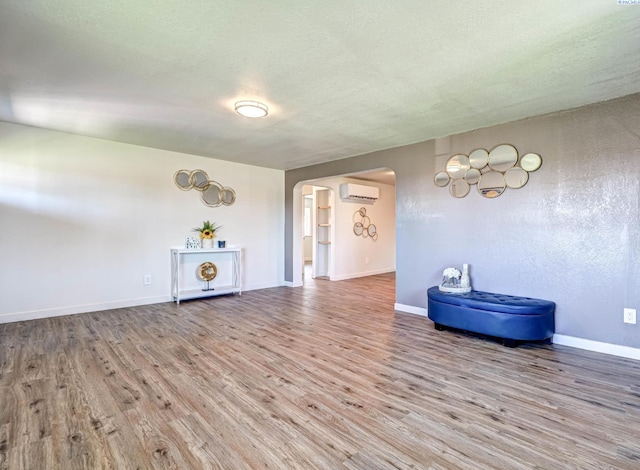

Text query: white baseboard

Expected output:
[0,280,286,325]
[244,281,283,291]
[331,268,395,282]
[0,295,171,324]
[394,303,429,317]
[283,280,303,288]
[552,334,640,361]
[393,307,640,361]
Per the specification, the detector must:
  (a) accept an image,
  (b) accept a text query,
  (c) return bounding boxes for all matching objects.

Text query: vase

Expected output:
[202,238,214,249]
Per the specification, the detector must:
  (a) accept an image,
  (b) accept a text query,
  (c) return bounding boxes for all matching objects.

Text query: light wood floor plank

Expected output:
[2,272,640,469]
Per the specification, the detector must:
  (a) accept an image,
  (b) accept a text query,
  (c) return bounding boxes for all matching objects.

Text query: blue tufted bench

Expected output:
[427,286,555,347]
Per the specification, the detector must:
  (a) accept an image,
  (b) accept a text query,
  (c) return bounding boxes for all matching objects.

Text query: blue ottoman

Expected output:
[427,286,555,347]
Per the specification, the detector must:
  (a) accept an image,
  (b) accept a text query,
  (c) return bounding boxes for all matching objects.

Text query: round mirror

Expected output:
[488,144,518,172]
[201,180,223,207]
[359,207,367,217]
[520,153,542,172]
[505,167,529,189]
[174,169,193,190]
[469,149,489,169]
[190,170,210,191]
[221,187,236,205]
[353,222,363,236]
[434,171,450,187]
[464,168,481,185]
[367,224,377,237]
[445,154,470,179]
[477,171,506,198]
[449,179,470,198]
[361,216,370,229]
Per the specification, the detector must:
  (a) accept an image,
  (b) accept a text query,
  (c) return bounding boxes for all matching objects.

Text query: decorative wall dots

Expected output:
[173,169,237,207]
[352,207,378,241]
[434,144,542,199]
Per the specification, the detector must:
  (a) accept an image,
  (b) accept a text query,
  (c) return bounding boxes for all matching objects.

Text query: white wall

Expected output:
[0,122,284,322]
[308,177,395,280]
[303,195,313,262]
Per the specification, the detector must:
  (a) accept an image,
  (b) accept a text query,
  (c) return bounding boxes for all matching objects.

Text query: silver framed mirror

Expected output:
[488,144,518,172]
[478,171,506,198]
[520,153,542,172]
[353,222,363,236]
[434,171,450,187]
[367,224,377,237]
[445,155,470,179]
[464,168,481,185]
[449,179,470,198]
[469,149,489,169]
[505,167,529,189]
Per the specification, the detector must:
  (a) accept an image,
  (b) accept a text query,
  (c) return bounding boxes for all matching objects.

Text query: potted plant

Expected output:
[193,220,222,249]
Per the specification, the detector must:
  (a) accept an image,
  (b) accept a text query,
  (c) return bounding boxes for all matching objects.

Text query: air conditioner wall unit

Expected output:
[339,183,379,201]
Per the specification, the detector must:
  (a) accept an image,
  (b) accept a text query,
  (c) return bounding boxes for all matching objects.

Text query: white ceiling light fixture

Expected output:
[234,100,268,118]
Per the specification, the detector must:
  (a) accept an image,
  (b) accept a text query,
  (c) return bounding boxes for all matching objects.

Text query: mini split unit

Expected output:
[339,183,379,201]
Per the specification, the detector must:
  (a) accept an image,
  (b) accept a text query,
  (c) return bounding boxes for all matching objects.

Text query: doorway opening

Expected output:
[293,168,396,288]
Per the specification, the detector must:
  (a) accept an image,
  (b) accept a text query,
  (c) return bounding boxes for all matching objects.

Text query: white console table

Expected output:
[171,247,242,304]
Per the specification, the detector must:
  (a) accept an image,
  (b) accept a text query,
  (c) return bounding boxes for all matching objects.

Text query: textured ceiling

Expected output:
[1,1,639,170]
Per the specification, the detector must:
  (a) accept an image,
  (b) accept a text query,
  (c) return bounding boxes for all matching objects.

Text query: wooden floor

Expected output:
[2,273,640,469]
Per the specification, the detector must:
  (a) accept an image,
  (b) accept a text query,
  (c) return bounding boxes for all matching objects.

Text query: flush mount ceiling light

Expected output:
[234,100,268,118]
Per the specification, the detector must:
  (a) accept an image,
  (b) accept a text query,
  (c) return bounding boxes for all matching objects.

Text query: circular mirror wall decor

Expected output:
[434,171,450,187]
[174,169,237,207]
[221,187,236,206]
[477,171,506,198]
[352,209,378,240]
[190,170,210,191]
[469,149,489,169]
[449,179,470,198]
[464,168,481,185]
[434,145,542,198]
[445,154,470,179]
[520,153,542,172]
[201,180,224,207]
[505,167,529,189]
[488,144,518,172]
[174,169,193,190]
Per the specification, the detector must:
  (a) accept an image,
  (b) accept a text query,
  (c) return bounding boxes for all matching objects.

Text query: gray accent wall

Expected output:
[285,93,640,348]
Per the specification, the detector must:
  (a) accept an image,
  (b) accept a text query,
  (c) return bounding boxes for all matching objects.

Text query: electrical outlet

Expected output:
[624,308,636,324]
[143,275,152,285]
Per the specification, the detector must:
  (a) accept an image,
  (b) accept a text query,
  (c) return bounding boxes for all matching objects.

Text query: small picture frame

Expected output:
[218,240,226,248]
[185,237,201,250]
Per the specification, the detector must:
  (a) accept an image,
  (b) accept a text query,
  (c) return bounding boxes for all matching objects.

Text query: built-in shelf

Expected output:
[318,241,331,245]
[318,223,331,227]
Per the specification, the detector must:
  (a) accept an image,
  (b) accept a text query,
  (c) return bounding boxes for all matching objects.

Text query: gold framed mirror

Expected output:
[445,154,470,179]
[488,144,518,172]
[520,153,542,172]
